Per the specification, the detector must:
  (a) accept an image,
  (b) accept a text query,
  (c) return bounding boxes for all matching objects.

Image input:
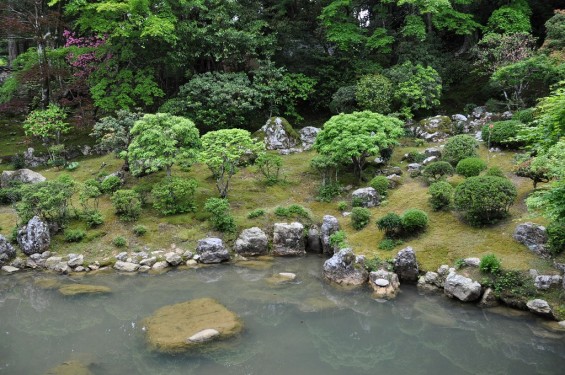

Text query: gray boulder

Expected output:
[323,248,368,286]
[422,156,438,165]
[463,257,480,267]
[234,227,268,256]
[272,222,305,256]
[321,215,340,255]
[351,187,380,208]
[534,275,562,290]
[113,261,140,272]
[196,238,230,264]
[414,115,453,141]
[526,299,554,319]
[424,147,442,157]
[23,148,49,167]
[407,163,422,177]
[1,168,46,188]
[306,225,322,253]
[67,254,84,268]
[444,272,482,302]
[165,252,183,266]
[257,117,300,151]
[478,287,499,308]
[1,265,19,274]
[299,126,320,151]
[513,222,549,257]
[17,216,51,255]
[393,247,419,283]
[0,235,16,266]
[369,269,400,299]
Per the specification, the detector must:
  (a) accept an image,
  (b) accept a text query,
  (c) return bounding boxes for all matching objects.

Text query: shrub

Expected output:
[0,181,23,204]
[274,206,290,217]
[256,153,283,185]
[351,207,371,230]
[329,230,347,249]
[485,166,505,178]
[133,182,154,206]
[337,201,348,212]
[288,204,310,218]
[401,209,428,233]
[376,213,403,238]
[480,254,501,274]
[482,120,521,147]
[456,157,487,177]
[66,161,79,171]
[101,175,122,194]
[378,238,403,251]
[490,270,536,297]
[111,190,142,222]
[405,151,426,163]
[112,236,127,248]
[329,85,357,114]
[547,222,565,256]
[151,177,198,215]
[133,225,147,237]
[204,198,236,233]
[82,209,104,227]
[442,134,479,166]
[369,176,389,197]
[247,209,265,219]
[64,229,86,243]
[513,108,534,124]
[454,176,517,226]
[356,74,393,114]
[351,197,365,208]
[316,183,342,202]
[428,181,454,211]
[422,161,454,184]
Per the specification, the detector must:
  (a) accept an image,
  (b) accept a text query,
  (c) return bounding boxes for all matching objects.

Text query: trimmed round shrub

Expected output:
[151,177,197,215]
[111,189,142,222]
[101,175,122,194]
[482,120,521,147]
[513,108,534,124]
[112,236,127,248]
[442,134,479,166]
[479,254,501,274]
[485,166,505,178]
[428,181,454,211]
[547,222,565,256]
[401,209,428,233]
[356,74,393,114]
[351,207,371,230]
[456,157,487,177]
[422,161,454,184]
[82,209,104,227]
[369,176,389,197]
[133,225,147,237]
[329,85,357,114]
[454,176,517,226]
[376,212,403,238]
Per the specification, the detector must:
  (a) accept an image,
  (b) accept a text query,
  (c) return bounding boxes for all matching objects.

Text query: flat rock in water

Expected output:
[58,284,112,296]
[1,265,19,273]
[266,272,297,285]
[143,298,243,353]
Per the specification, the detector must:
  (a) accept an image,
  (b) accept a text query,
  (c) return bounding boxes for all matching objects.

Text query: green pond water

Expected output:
[1,256,564,374]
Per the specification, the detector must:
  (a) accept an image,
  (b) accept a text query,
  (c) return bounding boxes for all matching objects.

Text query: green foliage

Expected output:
[355,74,393,114]
[133,225,147,237]
[369,176,389,197]
[513,155,550,188]
[329,85,357,114]
[422,161,454,184]
[454,258,466,270]
[428,181,453,211]
[316,182,342,202]
[82,210,104,228]
[401,208,428,234]
[23,104,70,146]
[472,32,536,76]
[91,110,143,166]
[311,155,339,187]
[351,207,371,230]
[543,10,565,51]
[0,77,18,104]
[204,198,236,233]
[547,222,565,256]
[128,113,201,176]
[0,181,23,205]
[482,120,521,147]
[337,201,348,212]
[111,190,142,222]
[274,204,310,220]
[65,162,79,171]
[256,153,283,185]
[247,209,265,219]
[442,134,479,166]
[112,236,127,248]
[64,229,86,243]
[378,239,403,251]
[489,270,536,298]
[329,230,347,250]
[454,176,517,226]
[200,129,264,198]
[485,167,505,178]
[486,5,532,34]
[314,111,404,181]
[100,176,121,194]
[405,151,426,163]
[479,254,501,274]
[151,177,197,215]
[376,212,403,238]
[513,108,534,124]
[456,157,487,177]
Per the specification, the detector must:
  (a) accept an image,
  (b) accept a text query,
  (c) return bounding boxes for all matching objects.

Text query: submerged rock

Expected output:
[58,284,112,296]
[143,298,243,353]
[266,272,297,285]
[323,248,368,286]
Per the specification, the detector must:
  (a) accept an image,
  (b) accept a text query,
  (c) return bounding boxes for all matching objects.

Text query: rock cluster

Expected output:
[513,222,549,258]
[255,116,320,154]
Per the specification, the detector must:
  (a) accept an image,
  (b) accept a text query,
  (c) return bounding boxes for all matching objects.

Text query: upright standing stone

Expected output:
[196,238,230,264]
[320,215,340,255]
[393,247,419,283]
[272,223,305,256]
[234,227,268,256]
[17,216,50,255]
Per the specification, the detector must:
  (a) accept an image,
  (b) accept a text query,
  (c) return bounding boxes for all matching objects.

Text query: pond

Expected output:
[0,256,564,374]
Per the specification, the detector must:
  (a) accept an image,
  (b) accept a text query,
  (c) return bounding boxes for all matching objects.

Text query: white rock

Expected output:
[187,328,220,343]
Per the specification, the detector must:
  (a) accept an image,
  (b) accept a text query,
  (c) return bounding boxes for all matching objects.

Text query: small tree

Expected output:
[442,135,479,166]
[422,161,454,184]
[351,207,371,230]
[200,129,264,198]
[356,74,393,114]
[151,177,198,215]
[456,157,487,178]
[256,153,283,185]
[111,190,142,222]
[376,212,403,238]
[314,111,404,182]
[204,198,236,233]
[127,113,201,176]
[428,181,453,211]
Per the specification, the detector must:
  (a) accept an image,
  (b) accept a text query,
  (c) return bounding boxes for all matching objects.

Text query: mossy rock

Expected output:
[58,284,112,296]
[143,298,243,353]
[418,116,453,134]
[44,361,93,375]
[253,117,300,150]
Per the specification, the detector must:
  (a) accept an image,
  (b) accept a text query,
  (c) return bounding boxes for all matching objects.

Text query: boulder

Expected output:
[322,248,368,286]
[422,156,438,165]
[272,222,305,256]
[463,257,480,267]
[320,215,340,255]
[478,287,499,308]
[407,163,422,177]
[0,235,16,266]
[0,168,46,188]
[414,115,453,141]
[393,247,419,283]
[113,261,140,272]
[534,275,562,290]
[67,254,84,268]
[196,238,230,264]
[50,262,70,274]
[526,299,554,319]
[351,187,380,208]
[140,257,157,267]
[386,174,402,189]
[444,272,482,302]
[115,252,128,262]
[513,223,549,257]
[306,225,322,253]
[369,269,400,299]
[424,147,442,157]
[234,227,268,256]
[152,261,169,271]
[143,298,243,353]
[23,148,48,168]
[165,252,183,266]
[299,126,320,151]
[417,271,443,291]
[256,117,300,151]
[17,216,50,255]
[1,265,19,274]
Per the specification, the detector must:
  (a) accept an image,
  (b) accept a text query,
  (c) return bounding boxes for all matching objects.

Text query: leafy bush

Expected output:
[356,74,393,114]
[82,210,104,227]
[256,153,283,185]
[405,151,426,163]
[456,157,487,177]
[112,236,127,248]
[316,183,342,202]
[133,182,154,206]
[204,198,236,233]
[480,254,501,274]
[442,135,479,166]
[378,238,403,251]
[428,181,454,211]
[151,177,198,215]
[376,213,403,238]
[351,207,371,230]
[513,108,534,124]
[369,176,389,197]
[247,209,265,219]
[111,190,142,222]
[401,209,428,233]
[0,181,23,204]
[482,120,521,147]
[23,104,70,146]
[274,206,290,217]
[64,229,86,243]
[133,225,147,237]
[337,201,348,212]
[66,162,79,171]
[490,270,536,297]
[454,176,517,225]
[329,230,347,249]
[274,204,310,219]
[422,161,454,184]
[101,175,122,194]
[547,222,565,256]
[485,166,505,178]
[329,85,357,114]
